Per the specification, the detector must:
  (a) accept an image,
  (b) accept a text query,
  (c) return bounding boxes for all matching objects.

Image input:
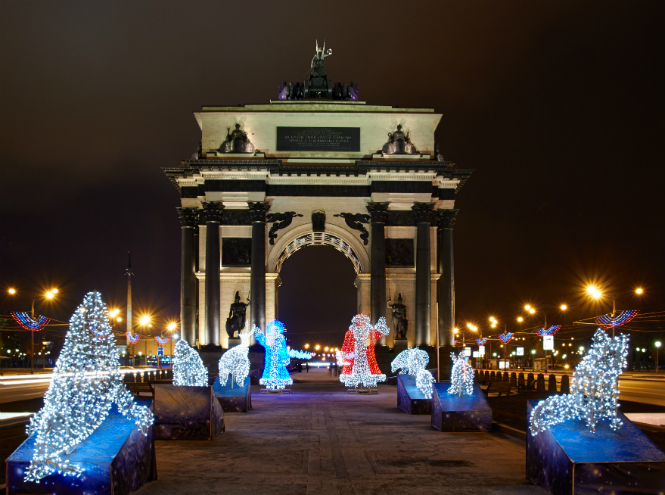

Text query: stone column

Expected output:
[249,202,271,332]
[367,202,389,344]
[177,207,199,346]
[437,209,458,379]
[437,209,458,347]
[413,202,434,346]
[202,201,224,347]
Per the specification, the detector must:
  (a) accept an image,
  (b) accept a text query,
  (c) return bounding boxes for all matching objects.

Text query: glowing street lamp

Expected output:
[8,288,16,295]
[586,285,644,318]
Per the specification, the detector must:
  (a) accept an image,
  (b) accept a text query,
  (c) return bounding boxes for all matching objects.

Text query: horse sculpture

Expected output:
[391,347,435,399]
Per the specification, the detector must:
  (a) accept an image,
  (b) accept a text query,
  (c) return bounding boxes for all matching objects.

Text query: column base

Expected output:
[199,345,224,385]
[437,345,455,382]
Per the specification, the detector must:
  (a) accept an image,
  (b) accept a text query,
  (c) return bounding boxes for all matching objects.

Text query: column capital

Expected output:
[411,202,435,224]
[248,201,271,223]
[366,202,390,223]
[201,202,224,223]
[437,209,459,229]
[176,207,199,228]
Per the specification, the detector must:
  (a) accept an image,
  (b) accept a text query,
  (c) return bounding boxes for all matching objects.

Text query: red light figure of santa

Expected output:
[338,314,390,388]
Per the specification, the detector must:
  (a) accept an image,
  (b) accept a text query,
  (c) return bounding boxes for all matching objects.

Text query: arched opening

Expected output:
[278,245,357,351]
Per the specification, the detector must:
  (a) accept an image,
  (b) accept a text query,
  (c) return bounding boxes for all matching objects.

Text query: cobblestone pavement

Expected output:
[135,369,546,495]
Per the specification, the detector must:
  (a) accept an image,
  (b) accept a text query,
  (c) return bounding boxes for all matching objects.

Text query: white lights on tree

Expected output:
[530,329,629,435]
[218,326,250,388]
[254,320,292,390]
[339,314,390,388]
[25,291,153,482]
[173,339,208,386]
[448,351,474,397]
[391,347,435,399]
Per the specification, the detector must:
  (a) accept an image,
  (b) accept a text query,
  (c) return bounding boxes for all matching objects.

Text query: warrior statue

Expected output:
[219,123,255,153]
[388,293,408,339]
[310,39,332,78]
[382,124,418,155]
[225,291,248,339]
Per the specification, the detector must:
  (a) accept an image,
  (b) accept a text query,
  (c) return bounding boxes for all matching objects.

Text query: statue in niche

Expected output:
[310,39,332,78]
[388,293,408,339]
[382,124,417,155]
[226,291,249,339]
[218,124,255,154]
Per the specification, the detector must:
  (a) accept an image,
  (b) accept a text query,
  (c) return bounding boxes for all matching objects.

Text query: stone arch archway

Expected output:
[267,223,369,275]
[266,223,371,326]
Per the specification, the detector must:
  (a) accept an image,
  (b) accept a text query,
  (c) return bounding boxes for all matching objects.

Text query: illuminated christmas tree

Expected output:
[530,329,629,435]
[339,314,390,388]
[173,338,208,386]
[254,320,292,390]
[448,351,474,397]
[25,291,153,482]
[391,347,435,399]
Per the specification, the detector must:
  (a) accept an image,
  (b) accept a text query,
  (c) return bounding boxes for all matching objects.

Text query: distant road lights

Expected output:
[560,304,568,311]
[304,344,310,349]
[8,288,16,295]
[45,290,56,300]
[315,344,320,350]
[587,286,602,299]
[579,346,585,353]
[636,288,644,295]
[529,308,536,314]
[109,309,120,318]
[167,322,177,332]
[517,317,524,323]
[139,315,151,326]
[524,305,532,311]
[324,346,329,352]
[531,349,536,355]
[466,323,478,332]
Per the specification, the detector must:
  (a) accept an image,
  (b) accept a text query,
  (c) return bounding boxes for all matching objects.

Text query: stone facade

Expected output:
[165,98,472,350]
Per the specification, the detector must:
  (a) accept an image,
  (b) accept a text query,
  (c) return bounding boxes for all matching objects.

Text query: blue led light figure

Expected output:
[25,291,153,482]
[254,320,292,390]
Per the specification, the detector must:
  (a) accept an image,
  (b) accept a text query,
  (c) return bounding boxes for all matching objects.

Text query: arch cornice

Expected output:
[267,222,370,274]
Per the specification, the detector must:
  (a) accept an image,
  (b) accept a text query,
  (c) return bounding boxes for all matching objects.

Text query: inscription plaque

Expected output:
[276,127,360,152]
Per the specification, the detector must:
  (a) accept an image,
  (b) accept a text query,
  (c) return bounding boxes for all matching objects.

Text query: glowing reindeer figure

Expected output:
[530,329,629,435]
[391,347,435,399]
[218,323,251,388]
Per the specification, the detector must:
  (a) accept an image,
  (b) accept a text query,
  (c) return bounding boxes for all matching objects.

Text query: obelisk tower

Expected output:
[126,252,133,339]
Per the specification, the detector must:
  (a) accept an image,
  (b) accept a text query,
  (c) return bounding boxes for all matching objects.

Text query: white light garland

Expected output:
[339,314,390,388]
[530,329,629,435]
[391,347,435,399]
[254,320,292,390]
[25,291,153,483]
[218,327,250,388]
[173,339,208,386]
[448,351,474,397]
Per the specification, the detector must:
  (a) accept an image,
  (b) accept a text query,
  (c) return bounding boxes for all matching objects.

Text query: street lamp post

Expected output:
[8,288,58,374]
[656,341,661,374]
[586,286,643,337]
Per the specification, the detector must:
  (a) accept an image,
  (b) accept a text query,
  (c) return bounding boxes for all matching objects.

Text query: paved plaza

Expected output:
[135,369,545,495]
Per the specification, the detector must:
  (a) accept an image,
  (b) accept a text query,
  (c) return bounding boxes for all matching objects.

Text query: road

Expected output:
[1,369,664,406]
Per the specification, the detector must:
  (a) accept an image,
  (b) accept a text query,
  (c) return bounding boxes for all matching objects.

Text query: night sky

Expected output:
[1,1,664,349]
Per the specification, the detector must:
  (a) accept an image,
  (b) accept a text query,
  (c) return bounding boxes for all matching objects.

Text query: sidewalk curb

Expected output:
[493,422,527,442]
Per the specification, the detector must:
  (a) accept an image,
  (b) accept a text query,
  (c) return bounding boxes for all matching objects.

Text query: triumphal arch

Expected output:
[163,44,472,364]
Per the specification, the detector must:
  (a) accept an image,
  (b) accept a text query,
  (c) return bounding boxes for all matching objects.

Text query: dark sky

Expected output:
[1,1,664,348]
